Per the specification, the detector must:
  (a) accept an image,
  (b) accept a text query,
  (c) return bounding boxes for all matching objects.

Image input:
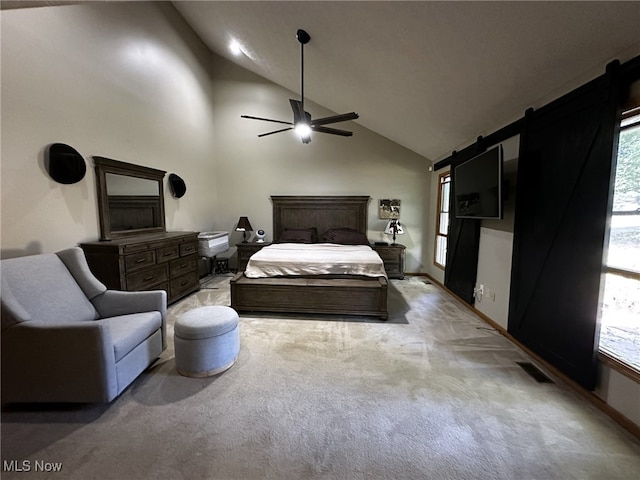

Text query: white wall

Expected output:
[473,136,519,328]
[597,367,640,428]
[206,53,430,271]
[0,2,219,257]
[423,136,518,326]
[474,228,514,328]
[0,2,431,272]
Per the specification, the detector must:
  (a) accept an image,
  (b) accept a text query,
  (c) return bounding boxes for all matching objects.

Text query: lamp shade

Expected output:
[235,216,253,243]
[235,216,253,232]
[384,219,404,235]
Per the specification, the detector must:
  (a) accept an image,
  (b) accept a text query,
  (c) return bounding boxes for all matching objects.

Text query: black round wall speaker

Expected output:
[169,173,187,198]
[46,143,86,184]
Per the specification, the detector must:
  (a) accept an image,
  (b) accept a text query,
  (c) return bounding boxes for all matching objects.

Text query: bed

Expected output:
[230,196,388,320]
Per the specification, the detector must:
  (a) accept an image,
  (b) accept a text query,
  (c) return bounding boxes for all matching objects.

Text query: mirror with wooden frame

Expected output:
[94,156,166,240]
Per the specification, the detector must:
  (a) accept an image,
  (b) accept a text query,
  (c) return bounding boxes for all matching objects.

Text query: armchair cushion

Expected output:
[92,290,167,350]
[1,276,30,329]
[106,312,162,362]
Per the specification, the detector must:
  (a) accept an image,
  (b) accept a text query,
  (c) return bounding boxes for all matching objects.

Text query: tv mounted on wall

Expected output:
[454,144,504,219]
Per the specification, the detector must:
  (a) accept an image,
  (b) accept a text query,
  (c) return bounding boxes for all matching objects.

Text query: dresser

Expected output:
[81,231,199,304]
[372,243,406,279]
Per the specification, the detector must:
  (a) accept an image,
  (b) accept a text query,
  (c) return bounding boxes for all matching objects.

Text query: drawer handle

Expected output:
[181,280,188,286]
[135,258,147,264]
[163,251,176,257]
[143,275,156,282]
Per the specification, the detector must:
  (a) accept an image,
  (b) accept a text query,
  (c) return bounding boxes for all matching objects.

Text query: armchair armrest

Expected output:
[1,321,118,403]
[1,276,31,329]
[92,289,167,349]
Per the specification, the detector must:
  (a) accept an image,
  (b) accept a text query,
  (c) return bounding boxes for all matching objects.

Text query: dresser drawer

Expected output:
[383,262,401,275]
[125,251,155,273]
[376,250,399,262]
[123,243,150,254]
[170,270,199,299]
[170,255,197,277]
[180,242,197,257]
[126,264,168,291]
[156,245,180,263]
[140,281,169,294]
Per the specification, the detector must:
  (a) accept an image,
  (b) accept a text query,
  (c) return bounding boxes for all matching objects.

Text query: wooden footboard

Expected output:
[230,273,388,320]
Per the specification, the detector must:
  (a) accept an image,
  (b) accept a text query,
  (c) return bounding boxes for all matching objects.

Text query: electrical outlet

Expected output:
[490,291,496,302]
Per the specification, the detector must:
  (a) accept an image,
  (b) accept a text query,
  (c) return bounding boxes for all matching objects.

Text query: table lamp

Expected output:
[235,216,253,243]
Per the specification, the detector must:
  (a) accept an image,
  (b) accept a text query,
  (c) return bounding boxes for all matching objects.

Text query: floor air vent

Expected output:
[516,362,554,383]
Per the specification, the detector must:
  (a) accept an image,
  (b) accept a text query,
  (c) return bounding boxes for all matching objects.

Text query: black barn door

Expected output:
[445,152,482,305]
[444,217,480,304]
[508,67,620,389]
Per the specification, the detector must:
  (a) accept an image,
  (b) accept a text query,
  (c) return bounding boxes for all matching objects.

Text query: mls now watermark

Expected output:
[3,459,63,473]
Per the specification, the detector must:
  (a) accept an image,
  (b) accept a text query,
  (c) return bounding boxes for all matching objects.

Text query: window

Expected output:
[434,172,451,269]
[599,107,640,372]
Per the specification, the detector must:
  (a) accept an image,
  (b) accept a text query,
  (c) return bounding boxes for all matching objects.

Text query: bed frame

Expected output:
[230,195,388,320]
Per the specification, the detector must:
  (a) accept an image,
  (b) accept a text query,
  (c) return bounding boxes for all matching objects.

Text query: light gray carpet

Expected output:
[2,276,639,479]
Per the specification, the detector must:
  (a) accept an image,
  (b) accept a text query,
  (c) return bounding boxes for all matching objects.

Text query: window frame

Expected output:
[598,106,640,375]
[434,171,451,269]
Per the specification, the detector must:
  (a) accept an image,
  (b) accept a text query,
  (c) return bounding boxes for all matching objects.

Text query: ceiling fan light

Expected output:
[295,122,312,141]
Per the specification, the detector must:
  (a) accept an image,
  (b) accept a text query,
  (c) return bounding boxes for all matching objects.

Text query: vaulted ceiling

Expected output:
[4,1,639,161]
[174,1,640,161]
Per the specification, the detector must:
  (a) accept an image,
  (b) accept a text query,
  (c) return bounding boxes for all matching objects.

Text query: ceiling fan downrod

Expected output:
[297,29,310,117]
[295,29,312,142]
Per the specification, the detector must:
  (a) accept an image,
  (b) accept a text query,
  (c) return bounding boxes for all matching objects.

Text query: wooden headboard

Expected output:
[271,196,370,242]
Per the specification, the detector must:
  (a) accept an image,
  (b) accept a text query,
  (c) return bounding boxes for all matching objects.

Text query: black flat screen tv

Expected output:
[453,145,503,219]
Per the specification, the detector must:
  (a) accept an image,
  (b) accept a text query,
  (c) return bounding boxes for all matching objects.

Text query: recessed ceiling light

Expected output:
[229,40,243,56]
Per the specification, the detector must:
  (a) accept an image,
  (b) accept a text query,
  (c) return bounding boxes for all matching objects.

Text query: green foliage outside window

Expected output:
[613,116,640,208]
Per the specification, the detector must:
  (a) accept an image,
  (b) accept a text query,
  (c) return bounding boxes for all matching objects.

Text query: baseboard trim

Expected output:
[421,272,640,440]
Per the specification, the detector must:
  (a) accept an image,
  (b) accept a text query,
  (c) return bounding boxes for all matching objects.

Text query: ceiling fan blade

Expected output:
[258,127,293,138]
[241,115,293,126]
[311,125,353,137]
[311,112,359,126]
[289,99,307,124]
[244,31,357,143]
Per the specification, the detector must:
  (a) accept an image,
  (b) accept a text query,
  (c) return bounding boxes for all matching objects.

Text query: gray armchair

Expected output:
[1,247,166,403]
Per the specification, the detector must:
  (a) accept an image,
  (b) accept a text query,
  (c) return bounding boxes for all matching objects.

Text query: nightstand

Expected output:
[236,242,271,271]
[372,243,406,279]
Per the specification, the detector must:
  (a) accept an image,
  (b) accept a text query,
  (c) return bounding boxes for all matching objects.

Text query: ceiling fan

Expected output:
[241,29,359,144]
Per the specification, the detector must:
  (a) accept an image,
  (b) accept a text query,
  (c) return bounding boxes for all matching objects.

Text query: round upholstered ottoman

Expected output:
[174,306,240,377]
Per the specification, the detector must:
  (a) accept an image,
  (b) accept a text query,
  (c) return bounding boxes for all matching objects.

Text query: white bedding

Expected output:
[244,243,387,279]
